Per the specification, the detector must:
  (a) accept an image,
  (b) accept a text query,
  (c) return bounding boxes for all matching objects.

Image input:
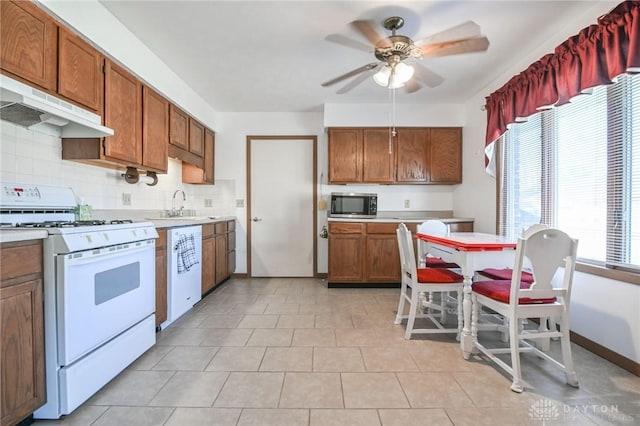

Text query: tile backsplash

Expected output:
[0,121,235,216]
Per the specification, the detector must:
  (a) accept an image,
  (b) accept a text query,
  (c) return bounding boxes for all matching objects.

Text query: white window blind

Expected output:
[499,73,640,271]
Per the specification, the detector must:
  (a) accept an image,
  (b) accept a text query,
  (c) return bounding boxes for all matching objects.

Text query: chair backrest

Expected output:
[418,219,449,236]
[511,226,579,304]
[396,223,418,280]
[416,220,448,262]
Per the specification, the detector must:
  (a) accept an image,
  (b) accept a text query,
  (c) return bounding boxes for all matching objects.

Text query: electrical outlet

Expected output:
[122,193,131,206]
[204,198,213,207]
[236,199,245,208]
[404,199,410,208]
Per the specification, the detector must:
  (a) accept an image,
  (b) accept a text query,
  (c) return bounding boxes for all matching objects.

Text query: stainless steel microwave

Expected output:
[329,192,377,218]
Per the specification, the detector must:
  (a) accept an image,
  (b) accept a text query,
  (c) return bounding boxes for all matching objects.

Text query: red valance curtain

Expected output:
[484,1,640,152]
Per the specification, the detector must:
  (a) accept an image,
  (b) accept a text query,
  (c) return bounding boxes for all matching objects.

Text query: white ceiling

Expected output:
[98,1,614,113]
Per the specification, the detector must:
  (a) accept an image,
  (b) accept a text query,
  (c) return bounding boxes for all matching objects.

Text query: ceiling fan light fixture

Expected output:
[374,62,414,89]
[373,65,392,87]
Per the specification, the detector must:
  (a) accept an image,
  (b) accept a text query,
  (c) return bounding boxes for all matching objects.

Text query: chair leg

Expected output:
[395,281,407,325]
[405,285,419,340]
[456,289,463,341]
[559,316,579,388]
[509,320,524,393]
[536,317,551,351]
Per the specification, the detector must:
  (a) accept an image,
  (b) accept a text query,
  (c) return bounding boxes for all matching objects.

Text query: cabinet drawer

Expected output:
[214,222,228,234]
[155,228,167,248]
[1,240,43,283]
[366,223,399,234]
[448,221,474,232]
[328,222,363,234]
[202,223,215,238]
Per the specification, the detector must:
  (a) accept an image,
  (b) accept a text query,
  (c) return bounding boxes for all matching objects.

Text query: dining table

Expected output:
[415,231,517,358]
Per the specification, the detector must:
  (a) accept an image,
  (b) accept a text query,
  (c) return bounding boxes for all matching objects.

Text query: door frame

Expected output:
[246,135,318,277]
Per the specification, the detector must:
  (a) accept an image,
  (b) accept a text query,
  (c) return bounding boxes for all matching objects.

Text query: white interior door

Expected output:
[249,137,315,277]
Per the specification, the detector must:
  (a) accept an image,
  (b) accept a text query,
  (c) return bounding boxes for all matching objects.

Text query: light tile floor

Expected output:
[34,277,639,425]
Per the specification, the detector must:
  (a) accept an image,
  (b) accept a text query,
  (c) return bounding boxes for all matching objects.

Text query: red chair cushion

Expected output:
[472,280,556,304]
[416,268,463,283]
[478,268,534,283]
[425,256,460,269]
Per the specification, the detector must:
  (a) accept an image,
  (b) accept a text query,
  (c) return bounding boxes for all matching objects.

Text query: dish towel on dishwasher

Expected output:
[175,233,199,274]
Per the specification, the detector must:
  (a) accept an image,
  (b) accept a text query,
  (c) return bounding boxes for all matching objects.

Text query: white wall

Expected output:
[457,0,639,363]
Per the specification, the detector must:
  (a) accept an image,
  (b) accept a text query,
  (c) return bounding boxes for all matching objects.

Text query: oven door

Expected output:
[56,239,155,366]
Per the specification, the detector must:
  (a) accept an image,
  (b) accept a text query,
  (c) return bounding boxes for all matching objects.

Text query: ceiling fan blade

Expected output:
[325,34,372,52]
[420,36,490,58]
[351,19,392,48]
[415,21,482,46]
[336,63,383,94]
[404,78,421,94]
[413,63,445,88]
[321,63,380,87]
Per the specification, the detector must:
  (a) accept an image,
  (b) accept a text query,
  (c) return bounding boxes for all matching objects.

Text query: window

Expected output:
[500,73,640,272]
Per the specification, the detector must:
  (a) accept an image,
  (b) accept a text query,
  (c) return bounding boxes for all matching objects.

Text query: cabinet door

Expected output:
[142,86,169,172]
[189,119,205,157]
[328,128,362,183]
[429,128,462,183]
[58,26,103,113]
[362,128,394,183]
[202,236,215,294]
[227,228,236,275]
[169,104,189,150]
[0,0,57,91]
[155,229,167,327]
[203,129,215,184]
[215,234,228,284]
[365,235,401,282]
[104,60,142,165]
[1,278,45,426]
[396,128,429,183]
[328,233,364,282]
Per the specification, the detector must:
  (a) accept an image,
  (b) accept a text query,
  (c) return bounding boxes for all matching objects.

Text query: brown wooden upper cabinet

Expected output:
[103,60,143,166]
[183,128,215,184]
[362,128,394,183]
[189,118,205,157]
[429,127,462,183]
[57,26,104,114]
[328,127,394,184]
[328,128,362,183]
[328,126,462,185]
[0,0,57,92]
[169,104,189,150]
[142,86,169,173]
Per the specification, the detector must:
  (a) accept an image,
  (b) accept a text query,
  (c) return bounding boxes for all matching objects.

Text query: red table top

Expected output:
[416,232,517,252]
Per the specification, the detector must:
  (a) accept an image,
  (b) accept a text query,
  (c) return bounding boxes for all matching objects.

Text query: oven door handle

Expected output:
[63,241,155,265]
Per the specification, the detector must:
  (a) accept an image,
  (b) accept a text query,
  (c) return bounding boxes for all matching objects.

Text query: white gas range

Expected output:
[0,183,158,419]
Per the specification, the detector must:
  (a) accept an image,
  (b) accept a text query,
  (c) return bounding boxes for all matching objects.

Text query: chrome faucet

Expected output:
[171,190,186,217]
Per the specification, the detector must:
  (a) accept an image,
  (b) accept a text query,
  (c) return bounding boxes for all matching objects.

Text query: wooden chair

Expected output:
[470,226,579,393]
[394,223,464,339]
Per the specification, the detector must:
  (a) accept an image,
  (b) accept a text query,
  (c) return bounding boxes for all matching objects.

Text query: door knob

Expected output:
[252,217,262,222]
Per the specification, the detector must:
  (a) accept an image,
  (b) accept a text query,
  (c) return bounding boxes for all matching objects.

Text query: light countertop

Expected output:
[147,216,236,229]
[327,217,474,223]
[0,229,48,244]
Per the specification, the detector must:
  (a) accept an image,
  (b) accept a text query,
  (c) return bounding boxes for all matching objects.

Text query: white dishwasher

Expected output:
[162,225,202,329]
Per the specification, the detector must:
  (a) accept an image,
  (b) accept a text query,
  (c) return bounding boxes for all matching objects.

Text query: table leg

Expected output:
[461,274,474,359]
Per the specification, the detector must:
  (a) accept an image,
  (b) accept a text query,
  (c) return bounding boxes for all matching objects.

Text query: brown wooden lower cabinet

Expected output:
[1,239,46,426]
[327,220,473,285]
[155,229,167,328]
[202,224,216,295]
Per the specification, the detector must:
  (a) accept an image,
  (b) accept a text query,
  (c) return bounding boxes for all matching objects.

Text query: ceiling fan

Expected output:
[321,16,490,94]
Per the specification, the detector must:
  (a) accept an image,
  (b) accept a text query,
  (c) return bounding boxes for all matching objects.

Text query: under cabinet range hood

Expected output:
[0,74,114,138]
